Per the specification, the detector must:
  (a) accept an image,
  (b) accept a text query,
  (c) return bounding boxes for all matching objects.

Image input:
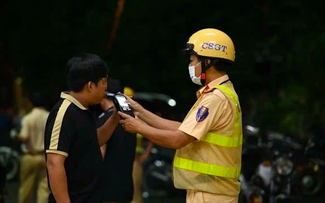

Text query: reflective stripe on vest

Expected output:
[201,131,243,147]
[174,157,241,179]
[199,84,242,147]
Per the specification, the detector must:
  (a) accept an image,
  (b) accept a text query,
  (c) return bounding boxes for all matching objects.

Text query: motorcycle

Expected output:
[268,147,295,202]
[240,124,325,203]
[253,131,305,203]
[240,127,305,203]
[290,135,325,197]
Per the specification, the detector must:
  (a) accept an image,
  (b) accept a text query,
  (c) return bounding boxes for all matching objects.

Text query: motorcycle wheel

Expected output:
[292,164,324,196]
[300,172,323,196]
[0,147,20,181]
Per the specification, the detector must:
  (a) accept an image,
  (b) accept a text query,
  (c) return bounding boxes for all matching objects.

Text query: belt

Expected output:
[24,151,44,156]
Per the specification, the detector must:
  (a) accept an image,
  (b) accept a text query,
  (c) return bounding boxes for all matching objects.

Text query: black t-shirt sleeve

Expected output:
[45,101,76,157]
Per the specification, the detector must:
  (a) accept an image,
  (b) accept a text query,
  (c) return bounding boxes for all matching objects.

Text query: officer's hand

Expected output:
[118,92,144,116]
[118,111,142,133]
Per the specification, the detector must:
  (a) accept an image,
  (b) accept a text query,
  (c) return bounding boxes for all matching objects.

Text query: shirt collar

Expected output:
[60,92,87,110]
[196,74,230,98]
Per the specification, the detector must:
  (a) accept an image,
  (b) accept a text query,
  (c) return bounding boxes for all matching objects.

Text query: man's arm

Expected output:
[138,124,195,149]
[137,108,182,131]
[46,153,70,203]
[145,141,154,155]
[97,108,119,147]
[124,94,181,130]
[138,141,154,163]
[119,112,195,149]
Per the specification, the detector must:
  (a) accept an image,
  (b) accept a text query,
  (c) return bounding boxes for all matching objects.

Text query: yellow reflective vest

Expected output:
[173,84,242,196]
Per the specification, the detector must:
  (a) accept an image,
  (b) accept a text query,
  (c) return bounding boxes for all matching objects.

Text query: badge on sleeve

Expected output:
[196,106,209,122]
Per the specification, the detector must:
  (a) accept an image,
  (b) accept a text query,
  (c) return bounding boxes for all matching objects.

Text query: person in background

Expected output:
[97,79,137,203]
[18,92,49,203]
[132,132,153,203]
[123,87,154,203]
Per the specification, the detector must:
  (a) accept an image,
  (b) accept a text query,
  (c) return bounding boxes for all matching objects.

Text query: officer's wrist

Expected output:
[136,106,147,119]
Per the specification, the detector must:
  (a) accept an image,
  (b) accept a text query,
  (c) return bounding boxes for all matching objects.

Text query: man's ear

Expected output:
[86,82,93,92]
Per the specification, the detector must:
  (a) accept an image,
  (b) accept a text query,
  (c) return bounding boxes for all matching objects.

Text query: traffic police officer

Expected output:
[119,28,242,203]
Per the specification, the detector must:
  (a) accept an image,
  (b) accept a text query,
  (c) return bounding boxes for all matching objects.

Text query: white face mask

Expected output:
[188,62,202,85]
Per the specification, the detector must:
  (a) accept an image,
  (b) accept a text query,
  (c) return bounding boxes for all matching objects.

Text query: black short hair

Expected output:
[209,58,233,72]
[66,53,108,92]
[198,56,233,73]
[30,92,45,107]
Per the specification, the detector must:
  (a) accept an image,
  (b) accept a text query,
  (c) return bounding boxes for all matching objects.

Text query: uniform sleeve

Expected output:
[178,92,229,140]
[19,116,29,139]
[45,108,75,157]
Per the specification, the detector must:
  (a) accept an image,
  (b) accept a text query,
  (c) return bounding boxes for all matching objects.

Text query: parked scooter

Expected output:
[253,131,304,203]
[291,135,325,197]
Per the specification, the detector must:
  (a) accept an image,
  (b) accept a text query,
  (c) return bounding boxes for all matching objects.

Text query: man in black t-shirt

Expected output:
[44,54,120,203]
[97,78,136,203]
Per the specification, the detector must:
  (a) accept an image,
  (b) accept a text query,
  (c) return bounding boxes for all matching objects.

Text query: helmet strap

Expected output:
[200,58,219,86]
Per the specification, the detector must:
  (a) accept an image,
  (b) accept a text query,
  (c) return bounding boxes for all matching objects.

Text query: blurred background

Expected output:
[1,0,325,202]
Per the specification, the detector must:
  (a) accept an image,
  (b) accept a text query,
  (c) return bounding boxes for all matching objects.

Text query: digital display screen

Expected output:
[116,95,131,111]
